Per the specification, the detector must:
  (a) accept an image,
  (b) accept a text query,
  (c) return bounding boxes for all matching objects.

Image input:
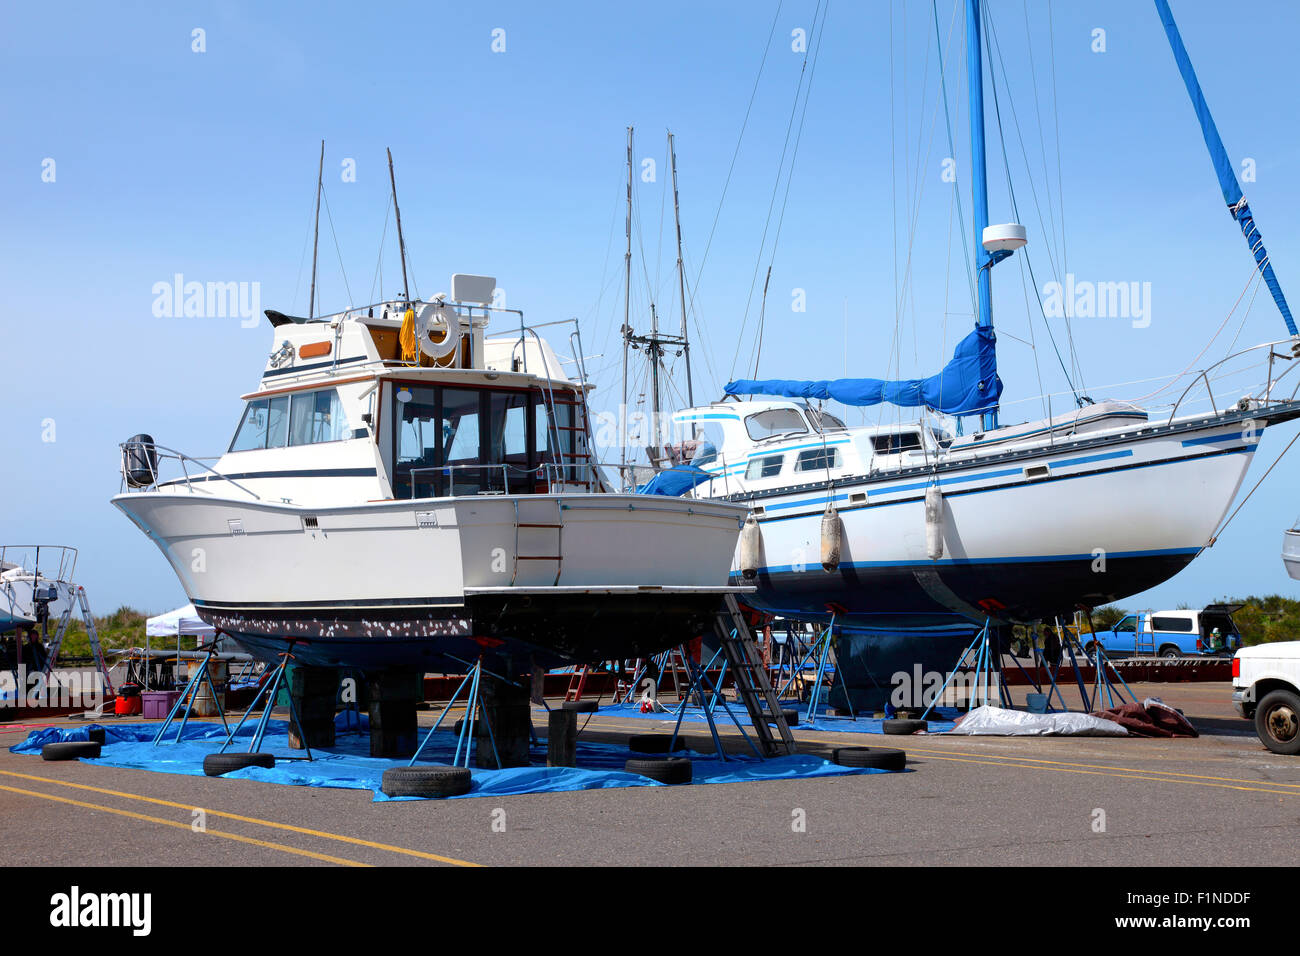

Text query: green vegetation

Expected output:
[26,606,199,659]
[1222,595,1300,646]
[1089,605,1128,631]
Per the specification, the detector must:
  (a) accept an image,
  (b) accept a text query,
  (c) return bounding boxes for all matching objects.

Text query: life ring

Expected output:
[415,302,461,361]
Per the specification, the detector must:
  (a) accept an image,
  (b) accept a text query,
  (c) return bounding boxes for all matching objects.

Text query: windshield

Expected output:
[745,408,807,441]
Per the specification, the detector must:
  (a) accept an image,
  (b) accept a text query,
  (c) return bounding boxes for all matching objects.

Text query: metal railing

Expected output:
[1165,337,1300,424]
[118,440,262,501]
[0,545,78,586]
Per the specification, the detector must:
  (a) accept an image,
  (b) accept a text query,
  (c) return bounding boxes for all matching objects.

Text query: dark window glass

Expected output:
[871,432,922,454]
[795,448,840,472]
[1151,616,1194,632]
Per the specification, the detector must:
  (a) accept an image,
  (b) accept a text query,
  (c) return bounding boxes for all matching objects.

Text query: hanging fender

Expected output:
[925,483,944,561]
[739,513,763,580]
[820,502,843,572]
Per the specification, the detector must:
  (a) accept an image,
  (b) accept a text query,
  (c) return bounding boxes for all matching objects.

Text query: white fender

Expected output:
[739,514,762,580]
[820,503,843,572]
[925,483,944,561]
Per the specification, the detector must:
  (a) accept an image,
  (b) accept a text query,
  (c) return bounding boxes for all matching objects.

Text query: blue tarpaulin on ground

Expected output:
[11,712,888,800]
[589,700,958,734]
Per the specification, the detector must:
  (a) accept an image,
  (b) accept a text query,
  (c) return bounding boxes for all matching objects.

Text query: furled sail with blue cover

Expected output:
[724,324,1002,415]
[1154,0,1297,337]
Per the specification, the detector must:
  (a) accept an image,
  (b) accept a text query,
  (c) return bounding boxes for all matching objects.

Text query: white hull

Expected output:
[113,490,745,667]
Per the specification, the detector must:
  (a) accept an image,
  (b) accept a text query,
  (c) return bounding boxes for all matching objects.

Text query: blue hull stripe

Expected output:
[759,444,1254,522]
[741,545,1201,576]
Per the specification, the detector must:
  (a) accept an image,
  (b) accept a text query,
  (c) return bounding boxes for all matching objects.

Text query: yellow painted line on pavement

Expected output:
[907,752,1300,796]
[0,769,481,867]
[0,784,369,866]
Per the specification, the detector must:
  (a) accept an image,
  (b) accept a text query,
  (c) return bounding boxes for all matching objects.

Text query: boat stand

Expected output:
[216,647,313,762]
[151,644,230,746]
[920,619,1009,720]
[337,667,364,736]
[409,657,501,770]
[662,643,762,762]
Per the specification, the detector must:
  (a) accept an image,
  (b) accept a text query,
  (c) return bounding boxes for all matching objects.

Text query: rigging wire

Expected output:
[733,0,827,381]
[749,0,829,378]
[320,186,355,310]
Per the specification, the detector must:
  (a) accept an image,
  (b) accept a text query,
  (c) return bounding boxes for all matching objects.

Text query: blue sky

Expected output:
[3,0,1300,618]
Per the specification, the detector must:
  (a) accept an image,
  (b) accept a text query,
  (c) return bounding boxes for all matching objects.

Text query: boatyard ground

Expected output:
[2,681,1297,867]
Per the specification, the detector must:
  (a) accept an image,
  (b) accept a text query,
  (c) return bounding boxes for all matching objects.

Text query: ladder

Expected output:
[43,585,116,697]
[564,665,590,702]
[512,498,565,586]
[713,594,795,757]
[1133,609,1156,656]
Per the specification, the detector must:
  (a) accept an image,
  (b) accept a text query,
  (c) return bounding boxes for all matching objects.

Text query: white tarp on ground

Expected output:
[945,705,1129,736]
[145,604,215,639]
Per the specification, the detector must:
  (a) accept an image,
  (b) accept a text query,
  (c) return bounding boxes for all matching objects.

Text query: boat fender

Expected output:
[820,503,843,572]
[416,301,461,361]
[739,513,762,580]
[924,483,944,561]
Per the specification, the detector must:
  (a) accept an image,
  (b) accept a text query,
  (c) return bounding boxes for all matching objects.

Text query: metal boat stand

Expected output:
[920,619,1010,720]
[216,646,313,762]
[662,643,763,762]
[409,656,501,769]
[337,667,364,736]
[151,643,230,746]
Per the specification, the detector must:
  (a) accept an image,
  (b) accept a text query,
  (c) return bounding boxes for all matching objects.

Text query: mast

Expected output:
[387,147,411,302]
[669,131,695,410]
[309,140,324,319]
[621,126,633,490]
[966,0,998,431]
[1153,0,1297,337]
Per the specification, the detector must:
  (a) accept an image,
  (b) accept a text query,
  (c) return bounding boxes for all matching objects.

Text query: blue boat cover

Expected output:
[637,464,713,496]
[1154,0,1297,336]
[725,324,1002,415]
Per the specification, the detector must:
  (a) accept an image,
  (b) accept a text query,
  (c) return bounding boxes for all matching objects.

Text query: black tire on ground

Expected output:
[624,756,692,784]
[627,733,688,753]
[41,741,101,761]
[760,707,799,727]
[561,699,599,713]
[883,718,927,735]
[832,746,907,771]
[1255,688,1300,756]
[380,765,473,798]
[87,728,107,745]
[1159,646,1181,659]
[202,752,276,776]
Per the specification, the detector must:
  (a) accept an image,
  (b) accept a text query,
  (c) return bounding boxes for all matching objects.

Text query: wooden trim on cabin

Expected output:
[240,373,375,401]
[298,341,332,359]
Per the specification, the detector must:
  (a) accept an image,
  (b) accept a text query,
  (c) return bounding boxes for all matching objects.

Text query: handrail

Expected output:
[0,545,78,586]
[1165,337,1300,424]
[408,463,517,498]
[119,440,262,501]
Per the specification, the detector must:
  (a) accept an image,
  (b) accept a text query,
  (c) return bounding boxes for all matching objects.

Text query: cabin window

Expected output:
[745,408,808,441]
[807,407,846,432]
[871,432,922,454]
[1151,616,1194,633]
[288,389,350,445]
[229,395,290,452]
[392,384,575,498]
[745,455,785,480]
[795,447,841,472]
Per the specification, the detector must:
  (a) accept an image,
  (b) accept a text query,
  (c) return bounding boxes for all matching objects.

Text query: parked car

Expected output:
[1232,641,1300,755]
[1085,605,1243,659]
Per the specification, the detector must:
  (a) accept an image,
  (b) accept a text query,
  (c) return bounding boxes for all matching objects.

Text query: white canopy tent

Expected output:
[145,604,216,639]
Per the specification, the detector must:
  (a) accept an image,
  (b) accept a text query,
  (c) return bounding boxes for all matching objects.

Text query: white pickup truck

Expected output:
[1233,641,1300,755]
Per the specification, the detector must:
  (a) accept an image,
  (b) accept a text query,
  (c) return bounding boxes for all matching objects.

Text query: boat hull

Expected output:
[112,491,746,670]
[724,413,1273,627]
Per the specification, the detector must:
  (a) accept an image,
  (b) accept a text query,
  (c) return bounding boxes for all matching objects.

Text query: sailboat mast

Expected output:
[309,140,324,319]
[621,126,633,490]
[669,131,695,409]
[967,0,997,431]
[387,147,410,302]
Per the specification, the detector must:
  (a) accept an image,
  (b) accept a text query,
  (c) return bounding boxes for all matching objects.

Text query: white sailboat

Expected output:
[651,0,1300,633]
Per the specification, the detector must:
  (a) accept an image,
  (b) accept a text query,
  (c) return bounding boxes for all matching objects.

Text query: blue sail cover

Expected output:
[1154,0,1298,337]
[637,464,712,497]
[725,324,1003,415]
